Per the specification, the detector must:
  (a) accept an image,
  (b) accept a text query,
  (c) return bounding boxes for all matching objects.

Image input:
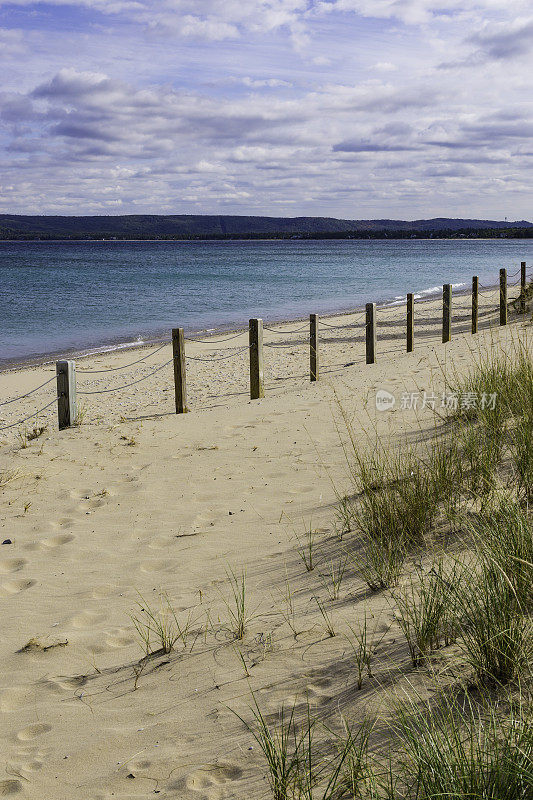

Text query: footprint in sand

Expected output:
[16,723,52,741]
[70,609,108,629]
[304,681,334,706]
[286,484,316,495]
[0,578,35,597]
[139,558,174,574]
[264,676,334,711]
[175,763,243,795]
[91,585,114,600]
[38,533,74,550]
[0,686,36,713]
[56,517,76,529]
[7,745,48,775]
[105,628,136,648]
[7,757,43,775]
[0,780,23,795]
[68,488,95,501]
[0,558,26,574]
[148,534,178,550]
[47,675,87,692]
[192,511,217,528]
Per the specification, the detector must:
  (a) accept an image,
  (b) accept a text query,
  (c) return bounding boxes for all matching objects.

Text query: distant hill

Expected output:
[0,214,532,240]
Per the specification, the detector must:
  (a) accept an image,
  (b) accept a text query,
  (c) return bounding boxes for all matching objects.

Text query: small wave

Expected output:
[382,281,468,306]
[79,337,146,358]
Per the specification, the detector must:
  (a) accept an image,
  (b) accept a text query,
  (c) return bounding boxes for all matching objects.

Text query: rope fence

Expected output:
[319,318,364,329]
[184,331,246,344]
[263,322,309,334]
[185,346,251,362]
[1,264,531,434]
[77,358,174,395]
[0,397,59,432]
[0,374,56,407]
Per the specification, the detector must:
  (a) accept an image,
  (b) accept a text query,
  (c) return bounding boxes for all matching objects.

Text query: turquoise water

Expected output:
[0,239,531,365]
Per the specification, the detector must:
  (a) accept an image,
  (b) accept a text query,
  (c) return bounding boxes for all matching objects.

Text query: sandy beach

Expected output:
[0,289,530,799]
[0,286,508,428]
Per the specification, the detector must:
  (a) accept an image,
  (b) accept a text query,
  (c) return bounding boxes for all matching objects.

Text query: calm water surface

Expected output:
[1,239,531,364]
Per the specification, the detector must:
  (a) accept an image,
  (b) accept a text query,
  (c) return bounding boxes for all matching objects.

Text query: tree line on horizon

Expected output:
[0,213,532,241]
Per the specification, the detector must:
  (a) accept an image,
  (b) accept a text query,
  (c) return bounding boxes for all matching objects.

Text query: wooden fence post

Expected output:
[500,268,507,326]
[442,284,451,343]
[472,276,478,334]
[406,294,414,353]
[172,328,188,413]
[56,360,77,430]
[249,318,264,399]
[520,261,527,314]
[310,314,319,381]
[366,303,376,364]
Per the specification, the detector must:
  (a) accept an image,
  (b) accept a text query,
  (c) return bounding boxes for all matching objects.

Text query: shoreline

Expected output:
[0,283,519,439]
[0,280,484,373]
[1,236,531,243]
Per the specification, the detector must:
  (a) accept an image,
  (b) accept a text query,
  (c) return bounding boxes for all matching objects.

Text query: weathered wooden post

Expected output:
[310,314,319,381]
[472,276,478,334]
[406,294,414,353]
[56,360,77,430]
[366,303,376,364]
[499,268,507,326]
[442,284,452,343]
[520,261,527,314]
[249,318,264,399]
[172,328,188,413]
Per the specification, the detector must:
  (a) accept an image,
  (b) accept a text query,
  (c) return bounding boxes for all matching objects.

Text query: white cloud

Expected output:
[0,0,531,216]
[470,17,533,60]
[240,77,292,88]
[0,27,27,56]
[176,15,239,39]
[316,1,531,26]
[372,62,398,72]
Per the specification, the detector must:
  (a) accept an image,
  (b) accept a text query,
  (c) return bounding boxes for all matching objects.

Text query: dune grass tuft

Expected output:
[131,591,192,655]
[393,561,457,667]
[391,689,533,800]
[449,558,532,686]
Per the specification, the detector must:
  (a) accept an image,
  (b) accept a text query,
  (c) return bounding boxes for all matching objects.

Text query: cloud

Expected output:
[372,62,398,72]
[316,1,531,26]
[51,121,119,141]
[0,27,27,56]
[174,15,239,39]
[240,77,292,88]
[469,18,533,61]
[333,141,418,152]
[32,69,111,99]
[0,2,531,217]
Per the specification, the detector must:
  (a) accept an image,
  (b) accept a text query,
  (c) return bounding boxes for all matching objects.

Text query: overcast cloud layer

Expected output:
[0,0,531,218]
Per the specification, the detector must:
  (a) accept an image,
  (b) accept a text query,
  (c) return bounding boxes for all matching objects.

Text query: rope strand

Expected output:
[186,346,250,362]
[185,331,246,344]
[320,318,364,329]
[263,323,309,334]
[0,375,56,407]
[77,359,173,394]
[0,398,58,431]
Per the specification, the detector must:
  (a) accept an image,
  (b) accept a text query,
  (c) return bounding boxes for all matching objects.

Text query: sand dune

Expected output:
[0,293,530,799]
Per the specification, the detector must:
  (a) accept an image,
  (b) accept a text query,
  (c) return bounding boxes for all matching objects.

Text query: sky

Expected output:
[0,1,532,219]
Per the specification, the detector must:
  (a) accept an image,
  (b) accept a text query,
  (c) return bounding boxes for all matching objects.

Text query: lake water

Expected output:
[1,239,531,365]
